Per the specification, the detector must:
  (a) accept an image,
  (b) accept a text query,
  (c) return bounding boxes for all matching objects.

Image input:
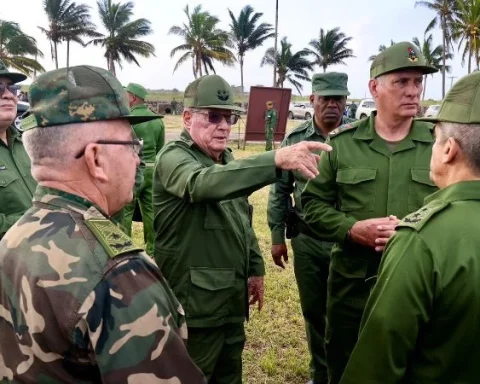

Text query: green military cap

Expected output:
[0,59,27,84]
[419,71,480,124]
[21,65,159,131]
[312,72,350,96]
[370,41,438,79]
[126,82,147,99]
[184,74,244,112]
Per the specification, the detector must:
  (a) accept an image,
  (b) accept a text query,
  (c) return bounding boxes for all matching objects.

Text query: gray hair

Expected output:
[438,122,480,173]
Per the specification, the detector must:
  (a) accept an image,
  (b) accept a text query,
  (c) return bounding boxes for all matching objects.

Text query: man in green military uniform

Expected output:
[265,100,278,151]
[340,70,480,384]
[348,102,357,119]
[0,65,205,382]
[153,74,332,383]
[0,60,36,239]
[301,42,439,384]
[122,82,165,255]
[267,72,354,384]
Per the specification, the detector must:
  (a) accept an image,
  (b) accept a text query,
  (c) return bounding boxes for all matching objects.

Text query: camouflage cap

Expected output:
[312,72,350,96]
[126,82,147,100]
[184,74,244,113]
[0,59,27,84]
[418,71,480,124]
[21,65,159,131]
[370,41,438,79]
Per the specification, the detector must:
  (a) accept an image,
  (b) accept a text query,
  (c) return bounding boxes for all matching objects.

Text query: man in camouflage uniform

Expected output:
[122,82,165,255]
[340,70,480,384]
[265,100,278,151]
[301,42,439,384]
[0,65,205,383]
[267,72,353,384]
[153,74,332,383]
[0,60,36,239]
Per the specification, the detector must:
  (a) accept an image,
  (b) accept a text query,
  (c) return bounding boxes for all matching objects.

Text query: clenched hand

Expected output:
[275,141,332,180]
[271,243,289,269]
[248,276,264,311]
[349,215,399,252]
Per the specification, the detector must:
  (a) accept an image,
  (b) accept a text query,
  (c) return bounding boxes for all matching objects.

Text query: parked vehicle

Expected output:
[424,104,441,118]
[15,101,29,131]
[355,99,376,120]
[288,102,314,120]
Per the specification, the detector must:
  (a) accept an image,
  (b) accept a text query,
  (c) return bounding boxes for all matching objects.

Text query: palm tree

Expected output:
[89,0,155,76]
[413,28,452,99]
[228,5,274,92]
[169,5,235,79]
[451,0,480,73]
[368,40,396,61]
[0,20,45,76]
[304,27,355,72]
[415,0,456,98]
[260,37,313,94]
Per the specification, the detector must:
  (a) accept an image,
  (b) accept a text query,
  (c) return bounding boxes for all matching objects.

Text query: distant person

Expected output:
[0,59,36,240]
[265,100,278,150]
[153,74,332,383]
[348,102,357,119]
[0,65,205,383]
[267,72,354,384]
[122,82,165,255]
[171,97,178,115]
[340,70,480,384]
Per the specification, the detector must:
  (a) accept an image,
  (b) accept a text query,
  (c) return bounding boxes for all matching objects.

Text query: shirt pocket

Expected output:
[0,171,22,213]
[408,168,437,212]
[336,168,377,212]
[187,267,235,318]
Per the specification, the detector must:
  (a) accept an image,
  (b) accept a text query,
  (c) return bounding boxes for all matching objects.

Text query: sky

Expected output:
[1,0,469,100]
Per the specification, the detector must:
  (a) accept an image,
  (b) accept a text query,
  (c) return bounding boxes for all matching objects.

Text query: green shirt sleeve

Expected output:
[247,222,265,277]
[156,119,165,153]
[301,146,357,243]
[157,146,280,203]
[340,230,435,383]
[77,257,206,383]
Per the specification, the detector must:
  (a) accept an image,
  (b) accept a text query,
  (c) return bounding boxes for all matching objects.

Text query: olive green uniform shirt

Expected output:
[0,126,36,238]
[153,130,281,328]
[130,104,165,164]
[340,181,480,384]
[268,116,355,245]
[265,109,278,131]
[301,113,438,260]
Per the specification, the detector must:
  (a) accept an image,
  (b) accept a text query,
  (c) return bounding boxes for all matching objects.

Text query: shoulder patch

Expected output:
[328,122,358,138]
[398,200,449,231]
[85,219,144,258]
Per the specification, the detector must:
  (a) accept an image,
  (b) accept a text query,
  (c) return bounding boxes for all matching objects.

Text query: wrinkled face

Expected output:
[0,76,18,128]
[371,70,424,119]
[185,108,237,160]
[311,94,346,128]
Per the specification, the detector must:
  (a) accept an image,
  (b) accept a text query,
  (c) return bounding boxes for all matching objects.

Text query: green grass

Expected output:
[131,141,310,383]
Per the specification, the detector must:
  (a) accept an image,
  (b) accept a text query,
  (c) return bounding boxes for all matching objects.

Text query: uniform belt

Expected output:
[144,162,156,168]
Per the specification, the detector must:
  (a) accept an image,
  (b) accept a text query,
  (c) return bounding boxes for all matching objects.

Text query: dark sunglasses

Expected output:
[320,96,345,102]
[194,110,240,125]
[74,139,144,159]
[0,84,20,97]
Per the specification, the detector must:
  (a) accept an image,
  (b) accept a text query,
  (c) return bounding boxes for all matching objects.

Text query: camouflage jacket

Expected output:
[0,186,205,383]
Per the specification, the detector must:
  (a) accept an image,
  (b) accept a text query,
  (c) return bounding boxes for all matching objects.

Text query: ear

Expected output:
[84,144,109,183]
[368,79,378,99]
[309,94,315,104]
[184,110,193,132]
[443,137,459,164]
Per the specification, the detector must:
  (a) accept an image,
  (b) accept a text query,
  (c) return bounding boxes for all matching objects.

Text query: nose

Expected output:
[405,81,421,98]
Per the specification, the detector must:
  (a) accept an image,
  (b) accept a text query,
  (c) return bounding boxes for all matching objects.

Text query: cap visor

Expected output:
[196,104,245,113]
[314,90,350,96]
[5,73,27,84]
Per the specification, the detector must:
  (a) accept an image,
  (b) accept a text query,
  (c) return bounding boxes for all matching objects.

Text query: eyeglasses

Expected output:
[74,139,144,159]
[0,84,20,97]
[194,110,240,125]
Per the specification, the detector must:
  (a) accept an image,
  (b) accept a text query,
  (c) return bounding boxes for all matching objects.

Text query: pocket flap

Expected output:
[411,168,436,187]
[190,267,235,291]
[336,168,377,184]
[0,171,18,188]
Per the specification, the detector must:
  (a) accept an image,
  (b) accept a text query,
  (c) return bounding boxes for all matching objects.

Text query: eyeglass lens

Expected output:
[207,111,239,125]
[0,84,20,97]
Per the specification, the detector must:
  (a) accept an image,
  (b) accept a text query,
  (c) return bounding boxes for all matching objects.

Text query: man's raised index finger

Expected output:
[303,141,332,152]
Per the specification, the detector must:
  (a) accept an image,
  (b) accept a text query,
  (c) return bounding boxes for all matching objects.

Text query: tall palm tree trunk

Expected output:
[239,55,244,93]
[468,45,472,74]
[108,56,116,76]
[66,39,70,68]
[273,0,278,87]
[54,41,59,69]
[422,75,427,101]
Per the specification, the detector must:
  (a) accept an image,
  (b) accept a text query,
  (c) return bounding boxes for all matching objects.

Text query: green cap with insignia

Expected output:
[418,71,480,124]
[184,74,244,112]
[126,82,147,100]
[312,72,350,96]
[21,65,159,131]
[0,59,27,84]
[370,41,438,79]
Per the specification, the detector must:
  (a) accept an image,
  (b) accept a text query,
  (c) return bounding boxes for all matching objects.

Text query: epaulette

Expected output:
[397,200,449,231]
[328,120,360,138]
[85,219,144,258]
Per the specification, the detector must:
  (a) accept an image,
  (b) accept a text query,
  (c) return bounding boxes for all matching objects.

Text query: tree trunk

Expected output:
[240,55,244,93]
[468,44,472,74]
[54,41,59,69]
[422,75,427,101]
[108,56,116,76]
[192,57,197,79]
[441,18,446,98]
[323,64,326,73]
[273,0,278,87]
[66,39,70,68]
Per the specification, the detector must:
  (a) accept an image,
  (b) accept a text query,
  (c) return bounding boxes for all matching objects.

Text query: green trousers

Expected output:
[265,126,274,151]
[292,233,332,384]
[325,250,380,384]
[187,323,245,384]
[123,167,155,255]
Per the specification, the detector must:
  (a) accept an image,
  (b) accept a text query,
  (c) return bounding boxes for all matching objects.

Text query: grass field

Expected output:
[131,118,311,382]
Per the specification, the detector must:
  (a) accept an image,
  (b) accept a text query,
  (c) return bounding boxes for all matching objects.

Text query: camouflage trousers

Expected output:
[265,126,274,151]
[325,251,381,384]
[187,323,245,384]
[122,167,155,255]
[292,233,332,384]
